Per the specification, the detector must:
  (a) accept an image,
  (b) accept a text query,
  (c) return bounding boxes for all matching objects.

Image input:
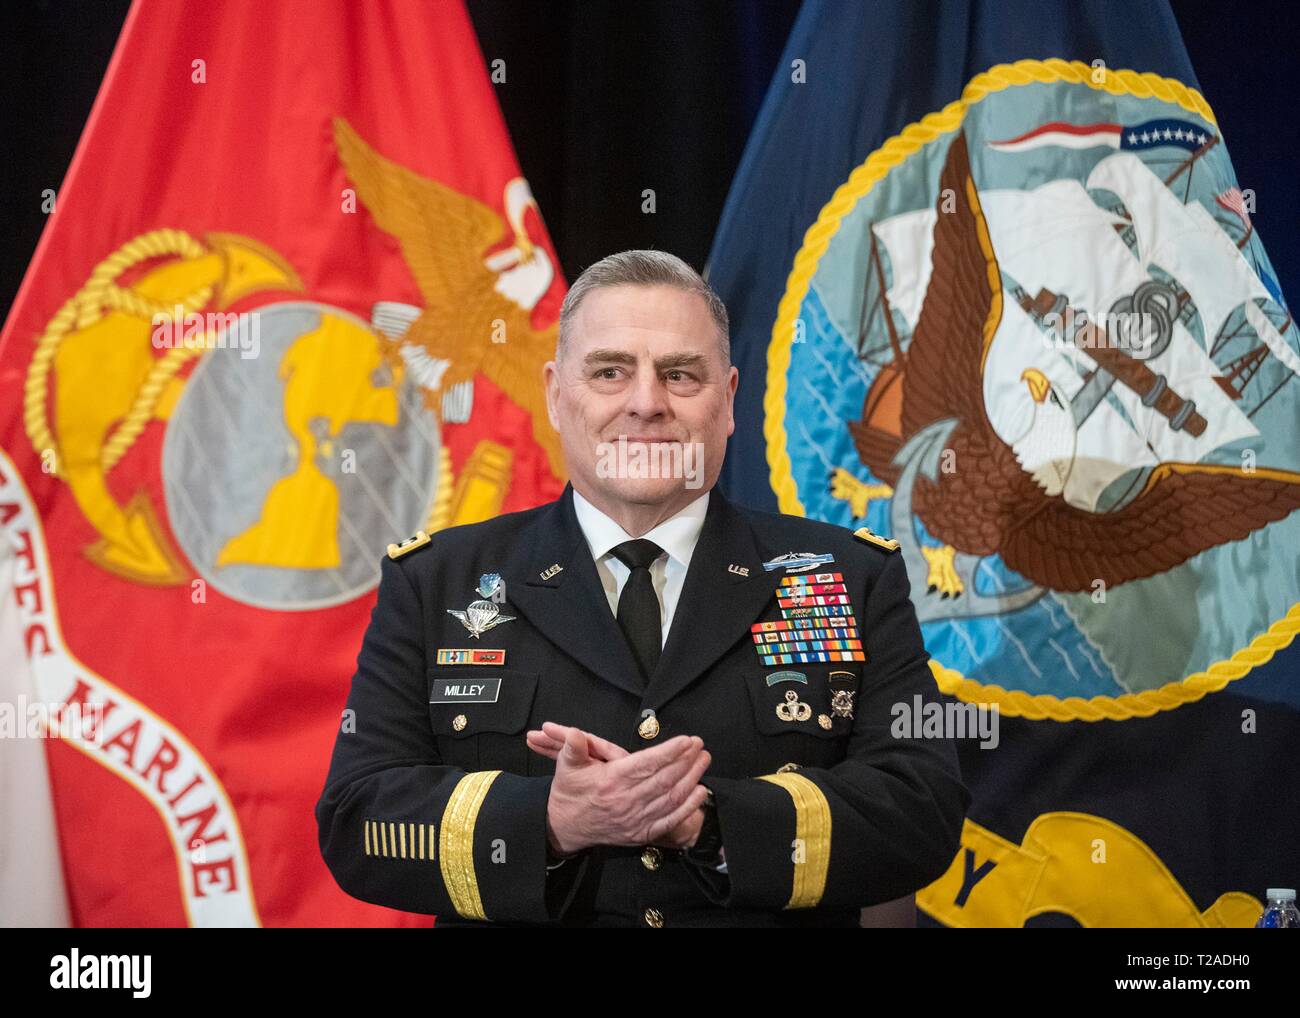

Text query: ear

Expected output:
[725,365,738,437]
[543,359,561,431]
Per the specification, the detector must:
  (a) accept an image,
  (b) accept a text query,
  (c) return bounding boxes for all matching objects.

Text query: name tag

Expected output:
[429,677,502,703]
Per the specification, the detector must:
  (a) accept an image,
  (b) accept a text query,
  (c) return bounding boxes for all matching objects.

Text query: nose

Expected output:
[624,364,670,420]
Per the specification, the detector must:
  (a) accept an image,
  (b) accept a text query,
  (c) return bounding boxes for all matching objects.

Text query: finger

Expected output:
[540,723,591,760]
[584,731,630,761]
[527,729,565,752]
[616,748,705,826]
[645,784,710,844]
[532,725,625,762]
[611,735,700,781]
[557,726,590,766]
[641,749,712,819]
[525,735,561,760]
[622,737,703,795]
[532,725,613,758]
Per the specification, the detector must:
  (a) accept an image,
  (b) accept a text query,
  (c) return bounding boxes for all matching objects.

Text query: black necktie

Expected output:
[610,539,664,686]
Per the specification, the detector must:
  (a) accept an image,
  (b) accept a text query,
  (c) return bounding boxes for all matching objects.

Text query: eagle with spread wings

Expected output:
[848,131,1300,593]
[332,117,564,480]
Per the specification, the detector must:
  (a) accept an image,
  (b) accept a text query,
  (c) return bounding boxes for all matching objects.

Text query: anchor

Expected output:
[888,418,1045,624]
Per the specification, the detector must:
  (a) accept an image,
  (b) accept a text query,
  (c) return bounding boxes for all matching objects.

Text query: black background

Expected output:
[2,0,1297,321]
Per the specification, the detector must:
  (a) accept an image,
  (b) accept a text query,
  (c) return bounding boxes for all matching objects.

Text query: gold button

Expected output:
[641,846,663,871]
[818,714,832,730]
[452,714,467,732]
[638,714,660,740]
[643,907,664,928]
[776,761,800,773]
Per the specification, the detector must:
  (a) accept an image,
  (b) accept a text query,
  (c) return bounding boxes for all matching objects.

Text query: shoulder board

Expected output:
[387,530,432,560]
[853,527,900,552]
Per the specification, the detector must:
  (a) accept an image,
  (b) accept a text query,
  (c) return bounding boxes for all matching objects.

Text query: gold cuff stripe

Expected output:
[364,820,437,860]
[439,770,502,921]
[758,772,832,908]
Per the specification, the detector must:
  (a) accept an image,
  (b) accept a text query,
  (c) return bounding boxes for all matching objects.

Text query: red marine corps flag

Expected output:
[0,0,565,926]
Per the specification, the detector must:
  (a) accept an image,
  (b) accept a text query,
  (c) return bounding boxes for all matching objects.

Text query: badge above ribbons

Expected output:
[768,59,1300,721]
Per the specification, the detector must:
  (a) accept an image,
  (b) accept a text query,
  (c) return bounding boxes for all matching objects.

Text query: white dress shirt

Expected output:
[571,487,710,648]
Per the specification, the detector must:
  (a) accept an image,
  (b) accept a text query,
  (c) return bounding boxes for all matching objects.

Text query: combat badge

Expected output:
[762,551,835,573]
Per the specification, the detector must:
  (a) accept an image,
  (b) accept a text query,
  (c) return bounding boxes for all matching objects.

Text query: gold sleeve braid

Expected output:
[758,771,832,908]
[439,770,503,920]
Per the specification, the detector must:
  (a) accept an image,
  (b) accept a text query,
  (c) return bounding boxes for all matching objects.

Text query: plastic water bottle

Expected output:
[1255,888,1300,927]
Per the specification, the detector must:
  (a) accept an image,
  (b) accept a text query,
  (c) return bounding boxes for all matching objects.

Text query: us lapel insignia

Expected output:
[539,563,563,581]
[728,563,750,577]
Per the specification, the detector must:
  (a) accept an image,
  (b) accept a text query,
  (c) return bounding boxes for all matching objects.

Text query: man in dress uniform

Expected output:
[315,249,971,927]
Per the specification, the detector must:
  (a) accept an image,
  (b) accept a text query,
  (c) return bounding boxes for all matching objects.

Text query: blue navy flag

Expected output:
[708,0,1300,927]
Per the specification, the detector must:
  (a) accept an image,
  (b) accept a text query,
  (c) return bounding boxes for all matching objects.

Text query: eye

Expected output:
[1048,389,1064,409]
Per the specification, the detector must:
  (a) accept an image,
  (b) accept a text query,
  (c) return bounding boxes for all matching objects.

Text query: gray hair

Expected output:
[557,249,730,365]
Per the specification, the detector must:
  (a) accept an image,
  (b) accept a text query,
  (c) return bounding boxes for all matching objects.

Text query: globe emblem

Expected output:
[162,301,440,610]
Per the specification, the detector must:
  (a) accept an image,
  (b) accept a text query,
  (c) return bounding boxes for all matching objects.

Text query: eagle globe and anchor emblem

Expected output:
[161,300,442,610]
[772,61,1300,724]
[25,116,563,612]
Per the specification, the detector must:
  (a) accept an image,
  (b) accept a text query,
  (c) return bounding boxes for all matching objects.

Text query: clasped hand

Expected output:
[526,721,710,856]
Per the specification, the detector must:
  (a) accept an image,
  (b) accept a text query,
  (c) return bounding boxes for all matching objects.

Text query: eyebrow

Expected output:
[582,349,710,372]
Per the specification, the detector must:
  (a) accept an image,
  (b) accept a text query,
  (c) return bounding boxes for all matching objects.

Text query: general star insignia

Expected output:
[388,531,431,560]
[853,527,900,552]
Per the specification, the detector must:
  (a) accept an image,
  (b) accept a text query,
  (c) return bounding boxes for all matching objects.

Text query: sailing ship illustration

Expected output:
[833,131,1300,619]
